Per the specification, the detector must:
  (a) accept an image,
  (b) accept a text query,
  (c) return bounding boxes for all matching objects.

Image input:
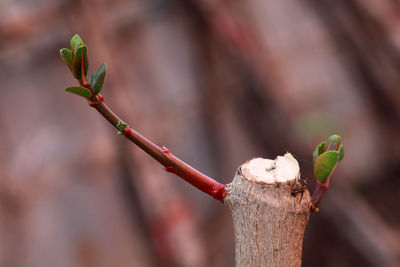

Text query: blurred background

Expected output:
[0,0,400,266]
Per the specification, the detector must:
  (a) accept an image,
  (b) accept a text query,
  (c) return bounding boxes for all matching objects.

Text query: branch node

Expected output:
[213,184,226,200]
[162,146,171,154]
[81,81,90,88]
[122,126,131,135]
[89,94,104,107]
[116,120,129,136]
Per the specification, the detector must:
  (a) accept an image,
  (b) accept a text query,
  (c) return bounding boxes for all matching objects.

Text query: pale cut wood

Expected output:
[225,153,311,267]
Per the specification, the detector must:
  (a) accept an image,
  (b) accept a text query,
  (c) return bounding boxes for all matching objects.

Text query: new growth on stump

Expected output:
[60,35,345,266]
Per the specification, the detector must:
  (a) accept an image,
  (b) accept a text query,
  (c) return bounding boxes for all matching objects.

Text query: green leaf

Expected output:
[327,134,341,151]
[65,86,92,99]
[60,48,73,69]
[314,150,338,182]
[71,45,88,79]
[312,141,326,164]
[88,63,107,94]
[88,72,94,86]
[70,34,84,55]
[338,144,344,162]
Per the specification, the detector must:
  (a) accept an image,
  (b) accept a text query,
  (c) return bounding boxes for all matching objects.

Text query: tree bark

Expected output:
[225,153,311,267]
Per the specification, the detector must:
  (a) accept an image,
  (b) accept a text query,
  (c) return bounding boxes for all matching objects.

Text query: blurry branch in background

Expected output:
[308,0,400,128]
[183,0,297,115]
[325,184,400,267]
[0,3,62,42]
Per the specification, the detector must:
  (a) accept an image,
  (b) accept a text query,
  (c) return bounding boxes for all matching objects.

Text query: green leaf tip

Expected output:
[60,48,73,69]
[312,134,344,183]
[70,34,84,55]
[88,63,107,94]
[65,86,92,99]
[116,120,129,135]
[327,134,341,150]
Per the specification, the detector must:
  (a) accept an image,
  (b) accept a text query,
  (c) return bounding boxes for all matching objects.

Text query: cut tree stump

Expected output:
[225,153,311,267]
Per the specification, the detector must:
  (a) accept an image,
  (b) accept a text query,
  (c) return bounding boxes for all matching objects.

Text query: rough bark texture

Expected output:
[225,155,311,267]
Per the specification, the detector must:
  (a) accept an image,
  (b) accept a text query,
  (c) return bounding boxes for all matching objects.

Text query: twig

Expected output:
[81,90,226,201]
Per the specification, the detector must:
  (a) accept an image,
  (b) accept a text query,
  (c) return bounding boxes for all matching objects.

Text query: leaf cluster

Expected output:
[60,34,107,99]
[312,135,344,183]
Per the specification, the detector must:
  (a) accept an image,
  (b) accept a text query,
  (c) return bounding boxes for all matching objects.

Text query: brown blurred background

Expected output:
[1,0,400,266]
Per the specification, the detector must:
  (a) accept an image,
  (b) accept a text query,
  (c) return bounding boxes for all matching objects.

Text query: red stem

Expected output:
[310,181,328,212]
[310,164,337,212]
[81,90,226,202]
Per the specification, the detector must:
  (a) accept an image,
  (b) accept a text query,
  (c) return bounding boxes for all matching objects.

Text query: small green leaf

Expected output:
[327,134,341,151]
[116,120,128,135]
[88,63,107,94]
[318,142,327,154]
[70,34,84,55]
[88,72,94,87]
[60,48,73,69]
[314,150,338,182]
[338,144,344,162]
[71,45,88,79]
[65,86,92,99]
[313,141,327,163]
